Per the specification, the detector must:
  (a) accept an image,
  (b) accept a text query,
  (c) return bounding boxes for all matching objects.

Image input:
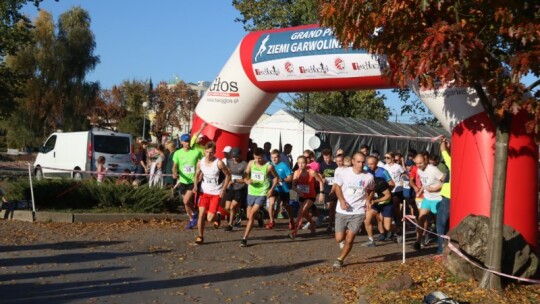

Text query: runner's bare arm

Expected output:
[334,184,348,210]
[172,161,178,179]
[244,161,253,185]
[267,165,279,197]
[193,161,201,193]
[311,169,325,203]
[217,160,231,197]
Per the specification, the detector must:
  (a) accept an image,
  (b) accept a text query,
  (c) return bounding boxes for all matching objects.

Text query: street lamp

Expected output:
[142,101,149,140]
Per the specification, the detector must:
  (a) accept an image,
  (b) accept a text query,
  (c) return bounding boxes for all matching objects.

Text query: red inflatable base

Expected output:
[450,111,538,248]
[191,113,250,160]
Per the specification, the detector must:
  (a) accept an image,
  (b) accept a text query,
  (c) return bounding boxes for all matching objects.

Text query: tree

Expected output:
[320,0,539,289]
[395,88,441,127]
[5,7,99,144]
[151,81,198,140]
[283,90,391,120]
[232,0,319,31]
[0,1,52,116]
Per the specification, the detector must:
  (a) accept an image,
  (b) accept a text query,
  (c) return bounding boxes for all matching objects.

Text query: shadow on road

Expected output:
[1,260,324,304]
[0,241,125,253]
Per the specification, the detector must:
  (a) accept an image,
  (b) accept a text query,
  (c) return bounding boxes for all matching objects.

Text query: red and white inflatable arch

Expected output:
[191,24,538,247]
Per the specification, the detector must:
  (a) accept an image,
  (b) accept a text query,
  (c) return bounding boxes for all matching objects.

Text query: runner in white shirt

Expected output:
[332,152,374,269]
[413,154,444,251]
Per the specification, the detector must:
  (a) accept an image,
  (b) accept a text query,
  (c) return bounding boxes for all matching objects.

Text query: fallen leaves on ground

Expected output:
[306,257,540,304]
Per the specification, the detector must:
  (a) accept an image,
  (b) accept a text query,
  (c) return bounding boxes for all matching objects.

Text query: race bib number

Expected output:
[403,179,410,189]
[298,185,310,193]
[325,177,334,185]
[252,171,264,181]
[232,174,242,181]
[182,165,195,174]
[204,177,218,184]
[346,185,363,197]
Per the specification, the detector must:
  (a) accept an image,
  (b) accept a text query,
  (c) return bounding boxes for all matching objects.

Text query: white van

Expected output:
[33,131,134,180]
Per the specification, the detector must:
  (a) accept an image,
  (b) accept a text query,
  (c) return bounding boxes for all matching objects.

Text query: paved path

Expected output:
[0,218,429,303]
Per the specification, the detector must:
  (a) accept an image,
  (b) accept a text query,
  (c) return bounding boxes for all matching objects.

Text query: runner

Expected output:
[319,149,338,233]
[192,141,231,245]
[267,149,295,230]
[332,152,374,269]
[289,155,325,240]
[224,147,247,232]
[240,148,278,247]
[172,134,203,229]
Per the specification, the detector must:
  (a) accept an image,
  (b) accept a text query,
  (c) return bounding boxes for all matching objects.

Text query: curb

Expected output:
[0,210,188,223]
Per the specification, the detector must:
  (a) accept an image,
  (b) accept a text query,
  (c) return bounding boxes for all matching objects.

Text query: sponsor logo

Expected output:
[207,77,239,97]
[285,61,294,73]
[299,63,329,74]
[334,57,345,70]
[254,66,280,76]
[351,58,387,71]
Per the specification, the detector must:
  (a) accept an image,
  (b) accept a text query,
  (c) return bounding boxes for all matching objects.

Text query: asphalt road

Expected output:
[0,215,432,304]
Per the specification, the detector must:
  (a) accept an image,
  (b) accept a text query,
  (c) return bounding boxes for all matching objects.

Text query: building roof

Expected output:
[284,109,450,139]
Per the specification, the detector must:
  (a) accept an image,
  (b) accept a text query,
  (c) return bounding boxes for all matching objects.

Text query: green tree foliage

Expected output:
[232,0,319,31]
[0,0,47,115]
[284,90,390,120]
[3,7,99,148]
[321,0,539,290]
[395,88,441,127]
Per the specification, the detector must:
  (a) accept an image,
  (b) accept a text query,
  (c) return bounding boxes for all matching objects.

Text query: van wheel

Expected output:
[35,168,43,181]
[73,171,83,181]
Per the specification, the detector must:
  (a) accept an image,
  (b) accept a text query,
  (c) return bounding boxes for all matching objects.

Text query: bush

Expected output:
[4,179,178,213]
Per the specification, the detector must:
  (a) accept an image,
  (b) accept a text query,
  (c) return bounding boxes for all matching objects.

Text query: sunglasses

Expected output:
[384,156,391,159]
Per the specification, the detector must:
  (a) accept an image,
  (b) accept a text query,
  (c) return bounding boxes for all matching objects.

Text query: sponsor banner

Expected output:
[252,53,386,82]
[252,28,366,63]
[195,43,278,134]
[411,80,485,132]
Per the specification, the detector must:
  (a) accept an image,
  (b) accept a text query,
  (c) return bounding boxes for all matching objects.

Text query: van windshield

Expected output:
[94,135,130,154]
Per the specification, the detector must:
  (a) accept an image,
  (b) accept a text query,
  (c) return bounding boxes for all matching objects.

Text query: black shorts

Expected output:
[177,183,194,195]
[392,191,404,202]
[225,187,247,204]
[270,191,290,204]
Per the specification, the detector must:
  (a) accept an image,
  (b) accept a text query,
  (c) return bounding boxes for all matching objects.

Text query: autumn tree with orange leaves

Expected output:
[320,0,539,290]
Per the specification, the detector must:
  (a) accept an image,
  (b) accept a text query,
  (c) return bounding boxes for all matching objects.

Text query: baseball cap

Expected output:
[230,147,241,157]
[223,146,232,153]
[405,159,414,166]
[180,134,190,142]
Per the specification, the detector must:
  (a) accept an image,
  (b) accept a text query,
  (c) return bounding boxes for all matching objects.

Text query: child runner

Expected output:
[96,156,108,184]
[289,155,325,240]
[224,147,248,231]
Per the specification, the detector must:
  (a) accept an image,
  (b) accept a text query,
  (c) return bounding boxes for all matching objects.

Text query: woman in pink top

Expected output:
[289,155,325,239]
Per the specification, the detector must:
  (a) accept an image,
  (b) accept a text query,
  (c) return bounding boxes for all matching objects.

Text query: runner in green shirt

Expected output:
[240,147,278,247]
[173,134,203,228]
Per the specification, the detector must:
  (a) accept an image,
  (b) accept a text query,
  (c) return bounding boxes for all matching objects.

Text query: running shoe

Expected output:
[422,234,432,246]
[377,233,386,242]
[186,218,198,230]
[240,239,248,247]
[395,236,403,244]
[302,222,311,230]
[413,241,422,251]
[194,236,204,245]
[385,232,395,241]
[326,225,334,234]
[265,222,274,229]
[224,224,233,232]
[288,232,296,240]
[332,258,343,270]
[361,240,376,247]
[309,221,316,234]
[234,209,243,227]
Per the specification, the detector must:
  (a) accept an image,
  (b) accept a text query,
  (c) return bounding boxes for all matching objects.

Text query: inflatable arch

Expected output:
[191,24,538,247]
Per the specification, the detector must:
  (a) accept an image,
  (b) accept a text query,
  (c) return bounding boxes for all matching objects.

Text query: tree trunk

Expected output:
[480,114,511,290]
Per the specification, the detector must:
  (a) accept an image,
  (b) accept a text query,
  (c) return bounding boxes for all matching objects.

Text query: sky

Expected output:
[22,0,416,121]
[22,1,537,124]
